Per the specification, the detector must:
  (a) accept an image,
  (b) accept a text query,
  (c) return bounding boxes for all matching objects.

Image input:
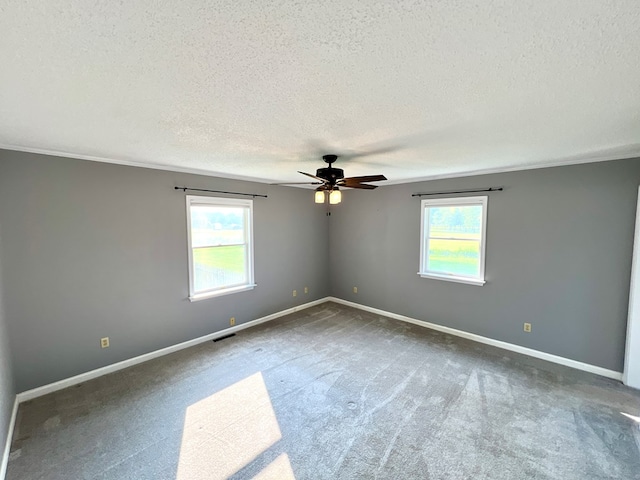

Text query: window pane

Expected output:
[193,245,247,292]
[428,205,482,240]
[427,238,480,277]
[190,206,245,247]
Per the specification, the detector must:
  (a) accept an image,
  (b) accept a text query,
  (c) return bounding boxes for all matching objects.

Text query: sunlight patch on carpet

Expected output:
[621,412,640,424]
[253,453,295,480]
[176,372,285,479]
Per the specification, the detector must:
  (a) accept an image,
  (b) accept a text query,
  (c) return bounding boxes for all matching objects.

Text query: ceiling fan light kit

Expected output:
[314,190,326,203]
[329,189,342,205]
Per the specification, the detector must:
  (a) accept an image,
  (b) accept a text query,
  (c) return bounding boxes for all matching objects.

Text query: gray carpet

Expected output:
[6,302,640,479]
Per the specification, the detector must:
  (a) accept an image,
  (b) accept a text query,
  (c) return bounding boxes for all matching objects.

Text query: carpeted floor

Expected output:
[6,302,640,479]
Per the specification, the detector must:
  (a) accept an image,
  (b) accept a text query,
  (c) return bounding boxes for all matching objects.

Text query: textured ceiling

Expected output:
[1,1,639,185]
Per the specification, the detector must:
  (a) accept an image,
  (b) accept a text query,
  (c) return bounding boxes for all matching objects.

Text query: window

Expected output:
[419,196,488,286]
[186,196,255,301]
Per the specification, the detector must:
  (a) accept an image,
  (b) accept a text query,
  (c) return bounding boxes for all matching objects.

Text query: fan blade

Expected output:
[298,171,328,183]
[270,181,323,185]
[341,183,378,190]
[341,174,387,183]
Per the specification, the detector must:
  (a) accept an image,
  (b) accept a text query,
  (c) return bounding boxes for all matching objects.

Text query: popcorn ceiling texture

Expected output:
[0,0,639,183]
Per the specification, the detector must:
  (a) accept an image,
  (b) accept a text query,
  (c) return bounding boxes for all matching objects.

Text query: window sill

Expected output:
[189,284,257,302]
[417,272,486,286]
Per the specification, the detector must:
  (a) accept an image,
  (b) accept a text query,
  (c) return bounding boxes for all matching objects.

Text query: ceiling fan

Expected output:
[278,154,388,204]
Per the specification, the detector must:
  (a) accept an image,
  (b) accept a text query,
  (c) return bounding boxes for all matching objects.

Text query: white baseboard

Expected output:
[327,297,623,381]
[1,396,18,480]
[16,298,329,403]
[14,295,624,406]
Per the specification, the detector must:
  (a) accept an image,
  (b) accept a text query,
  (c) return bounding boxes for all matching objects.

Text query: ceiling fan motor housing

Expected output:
[316,167,344,182]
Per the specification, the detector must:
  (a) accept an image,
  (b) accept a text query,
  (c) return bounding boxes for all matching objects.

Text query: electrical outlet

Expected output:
[230,317,235,326]
[100,337,110,349]
[293,290,297,297]
[353,286,358,294]
[524,323,532,333]
[304,286,309,294]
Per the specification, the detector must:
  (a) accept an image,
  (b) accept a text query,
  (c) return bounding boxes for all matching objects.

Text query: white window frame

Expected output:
[418,195,488,286]
[186,195,255,301]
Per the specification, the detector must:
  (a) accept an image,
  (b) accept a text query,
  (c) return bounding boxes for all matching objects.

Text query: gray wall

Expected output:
[0,150,330,392]
[330,158,640,372]
[0,220,15,468]
[1,148,638,393]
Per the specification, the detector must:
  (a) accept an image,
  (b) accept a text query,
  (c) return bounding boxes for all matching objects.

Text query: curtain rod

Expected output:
[174,186,268,198]
[412,187,503,197]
